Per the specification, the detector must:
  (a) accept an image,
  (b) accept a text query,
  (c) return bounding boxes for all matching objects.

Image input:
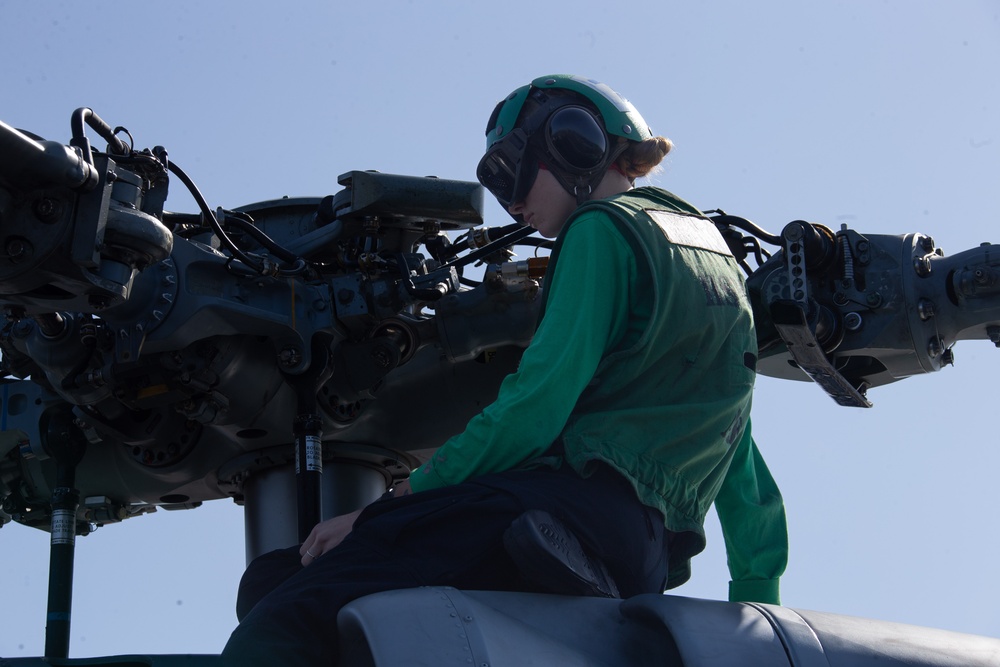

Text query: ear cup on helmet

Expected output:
[544,106,608,173]
[480,86,628,211]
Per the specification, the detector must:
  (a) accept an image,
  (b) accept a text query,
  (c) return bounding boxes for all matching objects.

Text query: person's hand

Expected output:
[300,509,362,566]
[298,479,414,566]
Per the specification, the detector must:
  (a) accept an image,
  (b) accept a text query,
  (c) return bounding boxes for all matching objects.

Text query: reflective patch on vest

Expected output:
[646,209,743,307]
[647,210,732,256]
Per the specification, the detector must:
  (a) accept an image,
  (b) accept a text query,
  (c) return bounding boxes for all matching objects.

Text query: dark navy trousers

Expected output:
[222,464,669,666]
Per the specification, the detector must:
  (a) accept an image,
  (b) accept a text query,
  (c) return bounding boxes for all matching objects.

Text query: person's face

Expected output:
[507,168,577,239]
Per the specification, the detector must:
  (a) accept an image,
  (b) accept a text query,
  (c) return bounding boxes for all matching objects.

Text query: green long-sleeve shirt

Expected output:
[411,196,787,604]
[411,212,638,489]
[717,421,788,603]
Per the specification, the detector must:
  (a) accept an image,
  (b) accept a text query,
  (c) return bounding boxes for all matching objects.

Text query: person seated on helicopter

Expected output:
[222,74,787,665]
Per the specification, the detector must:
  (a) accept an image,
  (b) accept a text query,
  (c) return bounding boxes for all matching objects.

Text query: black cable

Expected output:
[111,126,135,153]
[451,222,525,254]
[166,161,309,276]
[166,160,263,271]
[742,238,769,267]
[221,211,300,264]
[439,225,538,272]
[704,209,782,246]
[70,108,129,156]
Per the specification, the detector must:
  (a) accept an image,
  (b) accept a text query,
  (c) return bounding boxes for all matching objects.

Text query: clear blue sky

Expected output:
[1,0,998,658]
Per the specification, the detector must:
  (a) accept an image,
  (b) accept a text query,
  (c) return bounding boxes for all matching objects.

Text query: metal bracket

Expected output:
[771,301,871,407]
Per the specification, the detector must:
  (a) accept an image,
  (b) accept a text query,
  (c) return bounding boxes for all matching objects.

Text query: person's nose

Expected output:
[507,200,524,216]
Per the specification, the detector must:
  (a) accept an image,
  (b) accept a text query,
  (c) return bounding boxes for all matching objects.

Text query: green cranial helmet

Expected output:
[477,75,653,207]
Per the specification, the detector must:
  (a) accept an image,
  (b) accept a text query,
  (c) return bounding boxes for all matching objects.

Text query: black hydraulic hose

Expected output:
[452,222,524,254]
[62,108,303,276]
[440,225,537,272]
[733,218,782,246]
[70,108,129,157]
[705,209,782,246]
[222,212,301,264]
[165,160,263,269]
[164,165,307,276]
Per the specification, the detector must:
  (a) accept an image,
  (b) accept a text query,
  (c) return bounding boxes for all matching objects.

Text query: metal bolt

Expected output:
[917,299,935,321]
[279,347,301,367]
[844,312,863,331]
[5,238,29,263]
[783,223,804,242]
[371,347,392,369]
[33,198,63,223]
[11,320,32,338]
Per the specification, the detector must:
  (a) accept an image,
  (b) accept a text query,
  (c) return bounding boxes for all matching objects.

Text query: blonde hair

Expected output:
[615,136,673,180]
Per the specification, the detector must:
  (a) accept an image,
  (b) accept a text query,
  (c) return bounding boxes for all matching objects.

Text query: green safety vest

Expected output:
[545,188,757,560]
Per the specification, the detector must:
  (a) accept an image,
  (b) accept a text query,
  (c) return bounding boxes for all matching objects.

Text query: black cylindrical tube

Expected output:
[44,483,79,659]
[294,414,324,542]
[0,120,97,190]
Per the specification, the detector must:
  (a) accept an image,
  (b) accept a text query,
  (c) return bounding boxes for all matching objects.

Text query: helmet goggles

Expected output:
[476,126,538,209]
